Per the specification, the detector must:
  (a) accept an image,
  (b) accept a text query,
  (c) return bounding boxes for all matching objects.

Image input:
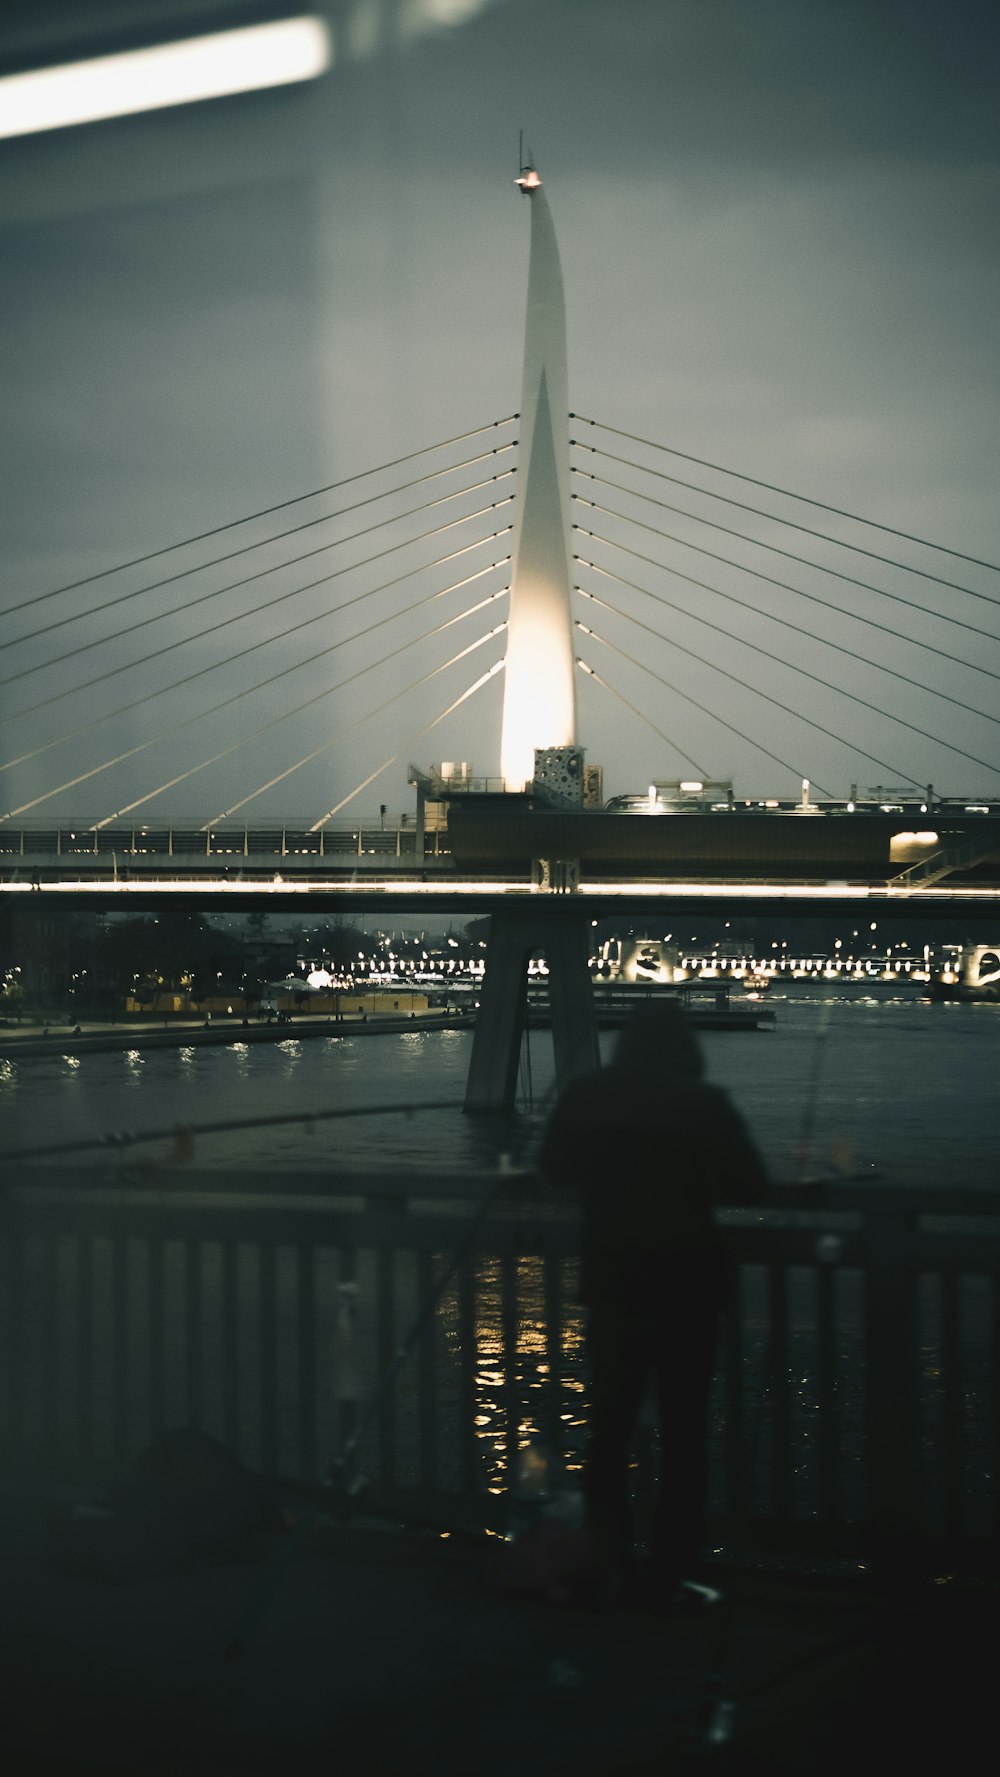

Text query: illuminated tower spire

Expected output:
[499,157,576,791]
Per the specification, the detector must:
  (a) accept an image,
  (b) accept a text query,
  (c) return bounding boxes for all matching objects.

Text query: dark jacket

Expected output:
[539,1062,768,1298]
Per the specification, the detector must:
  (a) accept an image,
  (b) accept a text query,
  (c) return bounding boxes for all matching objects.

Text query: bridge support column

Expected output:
[464,906,599,1112]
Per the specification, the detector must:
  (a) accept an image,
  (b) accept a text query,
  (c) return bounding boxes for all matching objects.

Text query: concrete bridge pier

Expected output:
[463,905,600,1112]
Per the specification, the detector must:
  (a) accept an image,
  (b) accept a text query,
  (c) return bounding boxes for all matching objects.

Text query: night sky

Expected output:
[1,0,998,826]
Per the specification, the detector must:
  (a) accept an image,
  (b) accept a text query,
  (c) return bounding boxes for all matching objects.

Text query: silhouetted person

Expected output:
[540,1003,767,1604]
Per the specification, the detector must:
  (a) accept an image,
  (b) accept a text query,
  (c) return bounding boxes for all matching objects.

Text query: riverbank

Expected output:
[0,1007,473,1061]
[0,996,777,1062]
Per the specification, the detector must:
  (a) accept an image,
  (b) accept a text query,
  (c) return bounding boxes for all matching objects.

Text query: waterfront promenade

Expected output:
[2,1158,997,1769]
[1,1485,993,1775]
[0,1006,474,1062]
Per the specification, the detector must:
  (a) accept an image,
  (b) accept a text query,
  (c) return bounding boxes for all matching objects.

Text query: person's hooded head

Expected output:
[611,1002,704,1081]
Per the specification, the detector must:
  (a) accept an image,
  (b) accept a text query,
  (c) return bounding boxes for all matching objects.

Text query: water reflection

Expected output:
[1,1001,997,1179]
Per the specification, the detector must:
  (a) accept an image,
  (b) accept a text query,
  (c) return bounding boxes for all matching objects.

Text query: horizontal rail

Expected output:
[1,1171,998,1563]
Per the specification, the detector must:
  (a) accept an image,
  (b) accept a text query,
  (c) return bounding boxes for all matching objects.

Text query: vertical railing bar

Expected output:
[78,1236,94,1466]
[337,1245,358,1464]
[183,1240,202,1427]
[148,1235,165,1441]
[39,1234,58,1452]
[542,1249,563,1476]
[376,1245,396,1485]
[8,1234,25,1455]
[0,1236,10,1443]
[864,1206,920,1547]
[457,1252,478,1495]
[417,1250,437,1490]
[724,1265,747,1529]
[259,1242,278,1478]
[110,1236,128,1469]
[221,1242,240,1457]
[816,1264,839,1524]
[501,1251,519,1489]
[992,1272,1000,1544]
[769,1264,791,1524]
[940,1268,963,1538]
[296,1243,317,1483]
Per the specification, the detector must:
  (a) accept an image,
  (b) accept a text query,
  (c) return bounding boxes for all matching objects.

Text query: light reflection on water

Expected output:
[1,993,997,1183]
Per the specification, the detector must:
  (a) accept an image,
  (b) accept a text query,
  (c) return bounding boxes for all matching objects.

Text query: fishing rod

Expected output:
[325,1157,522,1511]
[224,1056,564,1662]
[224,1146,543,1662]
[0,1097,466,1166]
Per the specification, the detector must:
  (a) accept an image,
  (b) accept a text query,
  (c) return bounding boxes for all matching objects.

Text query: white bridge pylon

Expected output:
[499,161,577,792]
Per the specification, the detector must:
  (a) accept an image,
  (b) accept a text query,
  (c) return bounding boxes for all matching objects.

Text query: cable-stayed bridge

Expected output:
[3,163,999,1102]
[4,158,1000,894]
[0,401,994,881]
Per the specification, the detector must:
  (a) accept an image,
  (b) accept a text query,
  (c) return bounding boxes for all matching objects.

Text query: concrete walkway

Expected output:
[2,1489,994,1775]
[0,1008,473,1062]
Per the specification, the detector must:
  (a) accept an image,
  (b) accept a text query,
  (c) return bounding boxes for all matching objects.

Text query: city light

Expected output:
[0,17,332,141]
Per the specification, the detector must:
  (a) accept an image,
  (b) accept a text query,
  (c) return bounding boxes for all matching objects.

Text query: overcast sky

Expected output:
[1,0,998,826]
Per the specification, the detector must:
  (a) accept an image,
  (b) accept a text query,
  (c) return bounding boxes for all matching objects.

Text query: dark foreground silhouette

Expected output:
[540,1004,768,1604]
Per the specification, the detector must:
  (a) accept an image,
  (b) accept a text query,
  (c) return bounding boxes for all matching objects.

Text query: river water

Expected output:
[1,984,997,1185]
[3,985,996,1525]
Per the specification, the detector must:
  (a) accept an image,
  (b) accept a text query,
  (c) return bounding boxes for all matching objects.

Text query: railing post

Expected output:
[864,1201,921,1561]
[334,1277,360,1465]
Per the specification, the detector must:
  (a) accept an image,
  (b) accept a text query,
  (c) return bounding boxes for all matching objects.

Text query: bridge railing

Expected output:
[2,1167,997,1560]
[0,825,452,865]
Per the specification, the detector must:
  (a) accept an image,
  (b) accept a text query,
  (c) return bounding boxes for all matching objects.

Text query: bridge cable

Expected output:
[575,525,1000,687]
[575,558,1000,728]
[201,635,507,827]
[0,538,512,735]
[573,496,1000,649]
[571,415,1000,580]
[572,662,708,777]
[578,622,924,791]
[306,659,506,829]
[0,501,514,696]
[572,469,1000,637]
[2,473,516,660]
[92,624,507,830]
[0,565,510,774]
[2,416,518,618]
[575,586,1000,778]
[0,600,508,824]
[571,446,1000,611]
[1,443,513,633]
[576,657,818,792]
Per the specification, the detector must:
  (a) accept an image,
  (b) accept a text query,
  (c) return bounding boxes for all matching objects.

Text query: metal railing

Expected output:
[2,1166,998,1560]
[0,825,451,864]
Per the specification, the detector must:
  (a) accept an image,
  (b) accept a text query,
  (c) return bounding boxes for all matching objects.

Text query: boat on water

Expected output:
[742,972,772,998]
[530,978,775,1032]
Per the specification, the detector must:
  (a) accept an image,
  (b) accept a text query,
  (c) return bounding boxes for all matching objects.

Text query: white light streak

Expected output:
[0,17,332,141]
[5,879,1000,904]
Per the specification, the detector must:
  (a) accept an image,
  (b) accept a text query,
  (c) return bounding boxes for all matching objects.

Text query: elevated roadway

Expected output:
[3,801,1000,920]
